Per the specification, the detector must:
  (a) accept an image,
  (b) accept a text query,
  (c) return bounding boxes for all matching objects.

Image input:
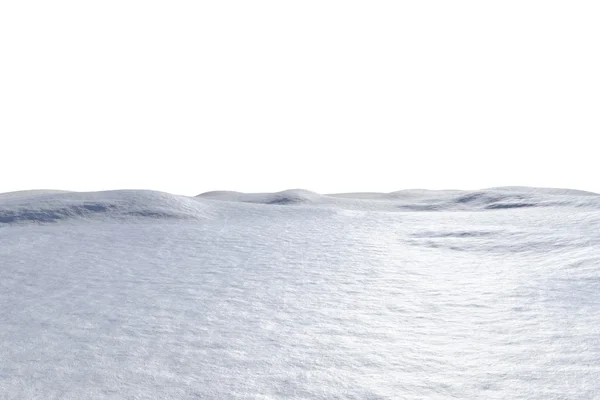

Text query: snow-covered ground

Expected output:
[1,187,599,399]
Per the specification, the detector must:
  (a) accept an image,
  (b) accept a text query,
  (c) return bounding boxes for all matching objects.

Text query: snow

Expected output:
[1,187,600,399]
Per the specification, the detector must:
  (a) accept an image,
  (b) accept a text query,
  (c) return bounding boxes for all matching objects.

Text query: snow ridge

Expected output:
[198,187,600,211]
[1,187,599,225]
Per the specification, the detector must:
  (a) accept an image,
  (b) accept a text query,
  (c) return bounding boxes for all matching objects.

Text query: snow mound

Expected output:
[0,190,211,225]
[331,189,464,200]
[197,189,323,205]
[0,189,72,200]
[453,191,536,209]
[449,188,600,210]
[487,186,599,196]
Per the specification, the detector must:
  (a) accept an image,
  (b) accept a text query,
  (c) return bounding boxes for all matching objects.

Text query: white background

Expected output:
[1,1,598,195]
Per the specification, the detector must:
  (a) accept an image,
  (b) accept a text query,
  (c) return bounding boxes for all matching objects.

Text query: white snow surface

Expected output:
[1,187,600,399]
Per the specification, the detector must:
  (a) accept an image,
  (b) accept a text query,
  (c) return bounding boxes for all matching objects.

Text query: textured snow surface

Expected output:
[1,188,600,399]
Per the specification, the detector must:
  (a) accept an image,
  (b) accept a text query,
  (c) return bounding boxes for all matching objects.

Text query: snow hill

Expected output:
[1,186,598,226]
[1,187,600,399]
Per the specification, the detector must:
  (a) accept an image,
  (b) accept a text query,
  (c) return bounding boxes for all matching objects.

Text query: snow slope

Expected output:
[197,187,600,211]
[1,187,600,399]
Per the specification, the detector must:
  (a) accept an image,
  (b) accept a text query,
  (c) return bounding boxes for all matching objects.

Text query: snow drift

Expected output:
[0,190,211,224]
